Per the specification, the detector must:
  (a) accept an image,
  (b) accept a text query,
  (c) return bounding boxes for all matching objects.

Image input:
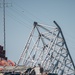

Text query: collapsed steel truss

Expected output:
[18,21,75,75]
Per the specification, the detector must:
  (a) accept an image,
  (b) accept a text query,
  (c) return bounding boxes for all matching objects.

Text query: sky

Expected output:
[0,0,75,64]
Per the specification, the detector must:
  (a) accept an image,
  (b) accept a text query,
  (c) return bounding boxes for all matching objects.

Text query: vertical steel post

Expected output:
[3,0,6,51]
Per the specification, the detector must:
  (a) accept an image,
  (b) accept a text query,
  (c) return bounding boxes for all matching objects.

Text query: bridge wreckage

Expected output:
[17,21,75,75]
[0,21,75,75]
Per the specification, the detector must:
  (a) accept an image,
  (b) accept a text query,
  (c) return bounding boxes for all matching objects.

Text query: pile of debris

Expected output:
[0,45,15,71]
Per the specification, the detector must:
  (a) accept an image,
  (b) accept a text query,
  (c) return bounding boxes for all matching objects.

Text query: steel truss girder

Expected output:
[18,21,75,75]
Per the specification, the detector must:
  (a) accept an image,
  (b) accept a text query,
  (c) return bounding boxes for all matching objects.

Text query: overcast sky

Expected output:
[0,0,75,64]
